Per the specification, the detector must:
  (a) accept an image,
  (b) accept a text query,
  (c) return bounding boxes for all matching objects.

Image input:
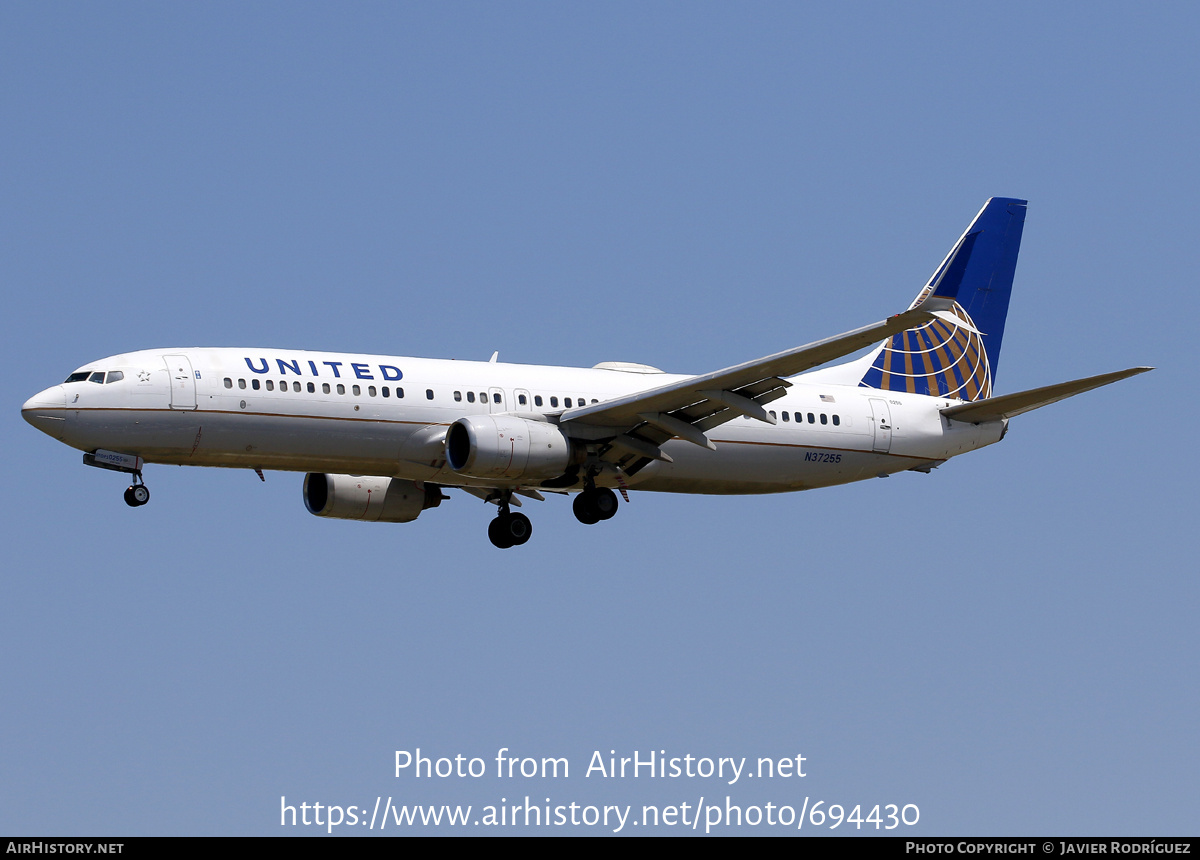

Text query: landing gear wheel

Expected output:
[573,492,600,525]
[592,487,619,520]
[506,512,532,546]
[488,512,532,548]
[573,488,618,524]
[124,484,150,507]
[488,515,515,549]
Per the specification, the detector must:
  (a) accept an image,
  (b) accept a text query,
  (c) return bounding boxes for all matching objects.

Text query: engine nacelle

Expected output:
[303,474,443,523]
[445,415,575,481]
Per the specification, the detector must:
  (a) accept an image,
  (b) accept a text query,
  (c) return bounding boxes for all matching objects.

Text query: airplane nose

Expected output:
[22,386,68,439]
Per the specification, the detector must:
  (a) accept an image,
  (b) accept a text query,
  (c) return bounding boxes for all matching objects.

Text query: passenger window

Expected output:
[832,415,840,426]
[89,372,105,384]
[106,371,123,383]
[224,378,233,389]
[396,388,404,398]
[322,383,330,394]
[336,384,345,395]
[534,395,543,406]
[807,412,815,424]
[352,385,361,396]
[293,381,301,392]
[591,399,598,404]
[252,379,261,390]
[479,392,486,403]
[518,394,527,405]
[238,379,247,389]
[266,380,275,391]
[368,386,377,397]
[467,391,475,403]
[307,382,315,393]
[382,387,390,398]
[769,410,776,419]
[550,396,559,407]
[820,413,827,425]
[454,391,462,401]
[565,398,572,408]
[493,393,501,404]
[426,389,434,400]
[781,411,789,422]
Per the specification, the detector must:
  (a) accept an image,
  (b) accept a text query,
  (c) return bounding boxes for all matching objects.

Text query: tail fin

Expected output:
[859,197,1027,401]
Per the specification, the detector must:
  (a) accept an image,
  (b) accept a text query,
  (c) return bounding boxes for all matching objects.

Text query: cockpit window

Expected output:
[106,371,124,383]
[88,372,105,384]
[65,372,91,383]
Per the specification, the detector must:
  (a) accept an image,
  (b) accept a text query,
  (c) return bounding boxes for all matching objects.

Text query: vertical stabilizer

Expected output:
[859,197,1027,401]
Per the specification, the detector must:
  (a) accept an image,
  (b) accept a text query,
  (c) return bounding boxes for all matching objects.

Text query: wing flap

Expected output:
[941,367,1153,424]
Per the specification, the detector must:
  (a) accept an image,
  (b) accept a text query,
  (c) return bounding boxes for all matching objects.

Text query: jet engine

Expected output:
[303,474,443,523]
[444,415,576,481]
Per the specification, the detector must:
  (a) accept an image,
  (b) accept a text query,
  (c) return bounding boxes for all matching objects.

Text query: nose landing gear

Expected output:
[123,475,150,507]
[82,449,150,508]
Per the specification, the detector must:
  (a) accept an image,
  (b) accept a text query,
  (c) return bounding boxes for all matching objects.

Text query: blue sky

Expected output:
[2,3,1196,835]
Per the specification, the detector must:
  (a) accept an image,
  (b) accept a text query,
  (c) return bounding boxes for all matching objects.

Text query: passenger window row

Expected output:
[764,410,841,426]
[224,377,404,398]
[453,390,501,404]
[224,375,603,411]
[222,374,847,430]
[221,372,853,430]
[452,390,598,408]
[533,395,597,408]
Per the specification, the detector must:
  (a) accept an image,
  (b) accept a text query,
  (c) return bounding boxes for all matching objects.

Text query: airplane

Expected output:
[22,198,1151,548]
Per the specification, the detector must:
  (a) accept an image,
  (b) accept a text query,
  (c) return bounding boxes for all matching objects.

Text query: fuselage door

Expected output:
[869,398,892,453]
[164,354,198,410]
[488,387,506,414]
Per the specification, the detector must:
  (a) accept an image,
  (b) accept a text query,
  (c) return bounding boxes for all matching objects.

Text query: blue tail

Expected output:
[859,197,1027,401]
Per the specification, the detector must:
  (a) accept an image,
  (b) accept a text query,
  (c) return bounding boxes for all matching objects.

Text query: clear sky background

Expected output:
[2,2,1196,836]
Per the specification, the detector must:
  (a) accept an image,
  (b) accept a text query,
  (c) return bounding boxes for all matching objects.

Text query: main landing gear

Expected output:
[487,492,532,549]
[572,485,619,525]
[123,476,150,508]
[484,477,622,548]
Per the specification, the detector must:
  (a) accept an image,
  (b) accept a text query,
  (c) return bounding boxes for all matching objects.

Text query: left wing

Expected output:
[558,303,942,471]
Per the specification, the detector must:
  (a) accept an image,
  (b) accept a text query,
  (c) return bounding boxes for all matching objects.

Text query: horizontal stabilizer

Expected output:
[941,367,1153,424]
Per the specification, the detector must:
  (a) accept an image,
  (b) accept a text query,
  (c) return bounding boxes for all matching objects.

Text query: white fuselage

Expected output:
[23,347,1005,495]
